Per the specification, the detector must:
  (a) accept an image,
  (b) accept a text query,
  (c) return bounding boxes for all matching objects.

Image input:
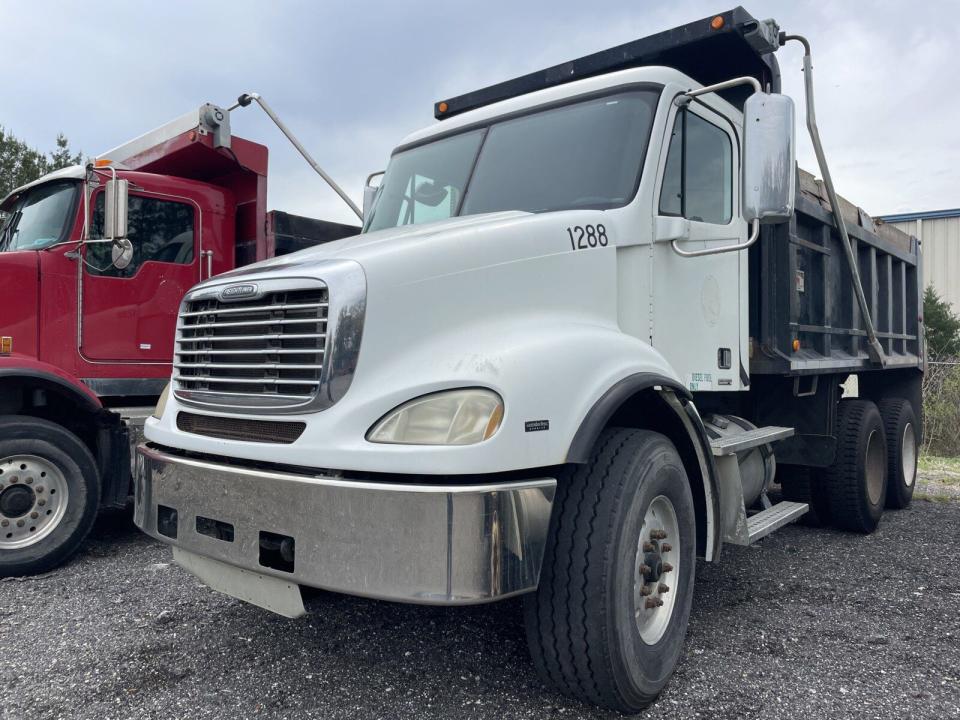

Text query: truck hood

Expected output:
[206,208,609,291]
[216,211,529,277]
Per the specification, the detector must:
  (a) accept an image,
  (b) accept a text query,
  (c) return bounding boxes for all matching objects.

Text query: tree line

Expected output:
[0,126,83,198]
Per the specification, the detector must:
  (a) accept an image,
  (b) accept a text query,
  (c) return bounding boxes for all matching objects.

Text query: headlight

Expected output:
[367,389,504,445]
[152,382,171,420]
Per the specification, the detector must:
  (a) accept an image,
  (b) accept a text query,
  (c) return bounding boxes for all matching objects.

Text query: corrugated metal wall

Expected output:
[888,216,960,312]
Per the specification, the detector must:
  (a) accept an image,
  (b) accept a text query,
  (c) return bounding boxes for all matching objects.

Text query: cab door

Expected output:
[650,99,748,392]
[79,189,200,363]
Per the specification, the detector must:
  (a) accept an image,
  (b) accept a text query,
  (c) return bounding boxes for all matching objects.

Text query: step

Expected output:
[710,426,794,456]
[746,501,808,543]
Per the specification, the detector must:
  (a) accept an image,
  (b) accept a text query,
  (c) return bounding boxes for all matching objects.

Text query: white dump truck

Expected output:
[134,7,923,712]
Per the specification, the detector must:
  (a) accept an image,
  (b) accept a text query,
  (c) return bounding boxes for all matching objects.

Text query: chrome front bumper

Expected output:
[133,444,556,605]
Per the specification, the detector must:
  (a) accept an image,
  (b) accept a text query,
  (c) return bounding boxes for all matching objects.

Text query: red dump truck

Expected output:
[0,106,358,575]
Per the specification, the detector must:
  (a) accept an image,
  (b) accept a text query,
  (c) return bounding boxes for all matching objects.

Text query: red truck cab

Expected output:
[0,104,358,575]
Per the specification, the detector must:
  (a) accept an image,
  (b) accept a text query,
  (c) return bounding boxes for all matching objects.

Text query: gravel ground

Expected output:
[2,485,958,719]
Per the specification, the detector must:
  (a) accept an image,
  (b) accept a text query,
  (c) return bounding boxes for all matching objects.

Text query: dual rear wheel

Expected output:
[781,397,918,533]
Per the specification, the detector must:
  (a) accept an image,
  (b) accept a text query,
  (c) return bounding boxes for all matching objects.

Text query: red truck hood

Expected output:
[0,250,39,358]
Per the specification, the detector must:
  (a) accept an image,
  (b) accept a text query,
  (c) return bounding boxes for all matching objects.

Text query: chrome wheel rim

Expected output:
[0,455,69,549]
[865,430,885,506]
[633,494,680,645]
[901,423,917,488]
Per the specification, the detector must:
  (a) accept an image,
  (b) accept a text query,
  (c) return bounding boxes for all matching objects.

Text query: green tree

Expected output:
[47,133,84,173]
[923,285,960,356]
[0,127,84,198]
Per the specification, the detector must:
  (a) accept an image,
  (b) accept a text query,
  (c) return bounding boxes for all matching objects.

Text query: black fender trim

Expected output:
[678,399,723,561]
[566,373,691,463]
[0,368,101,411]
[566,372,722,561]
[0,368,131,508]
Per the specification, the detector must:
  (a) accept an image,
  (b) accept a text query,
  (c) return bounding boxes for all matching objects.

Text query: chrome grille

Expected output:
[174,286,328,408]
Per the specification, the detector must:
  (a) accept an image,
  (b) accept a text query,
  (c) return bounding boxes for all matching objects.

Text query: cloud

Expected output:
[2,0,956,219]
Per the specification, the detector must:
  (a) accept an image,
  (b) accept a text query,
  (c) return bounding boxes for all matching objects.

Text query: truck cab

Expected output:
[0,107,358,576]
[132,8,923,714]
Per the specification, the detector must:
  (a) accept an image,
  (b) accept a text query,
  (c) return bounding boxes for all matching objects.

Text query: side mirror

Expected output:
[742,93,796,225]
[111,238,134,270]
[104,177,129,241]
[363,171,384,224]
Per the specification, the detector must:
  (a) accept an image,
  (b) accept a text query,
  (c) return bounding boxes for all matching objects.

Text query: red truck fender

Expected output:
[0,355,131,509]
[0,355,102,409]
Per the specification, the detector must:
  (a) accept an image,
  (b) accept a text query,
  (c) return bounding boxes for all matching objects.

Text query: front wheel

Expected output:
[524,428,696,713]
[0,416,101,577]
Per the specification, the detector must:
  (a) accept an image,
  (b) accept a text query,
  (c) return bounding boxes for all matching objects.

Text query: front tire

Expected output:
[0,416,101,577]
[524,428,696,713]
[825,400,887,533]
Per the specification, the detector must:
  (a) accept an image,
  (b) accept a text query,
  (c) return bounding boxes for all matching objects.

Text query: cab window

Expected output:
[659,109,733,224]
[89,193,195,277]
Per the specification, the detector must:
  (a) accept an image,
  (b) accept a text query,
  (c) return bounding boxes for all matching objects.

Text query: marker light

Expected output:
[792,339,801,352]
[437,101,449,114]
[0,336,11,355]
[94,158,112,168]
[710,15,725,30]
[367,389,504,445]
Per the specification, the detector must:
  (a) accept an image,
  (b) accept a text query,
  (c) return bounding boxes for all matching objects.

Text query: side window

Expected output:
[89,194,194,277]
[658,109,733,224]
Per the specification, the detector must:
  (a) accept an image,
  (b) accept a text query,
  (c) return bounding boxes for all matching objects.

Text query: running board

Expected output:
[744,501,808,544]
[711,424,805,547]
[710,426,794,456]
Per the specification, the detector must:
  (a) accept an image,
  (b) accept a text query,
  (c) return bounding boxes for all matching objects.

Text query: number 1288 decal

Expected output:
[566,224,609,250]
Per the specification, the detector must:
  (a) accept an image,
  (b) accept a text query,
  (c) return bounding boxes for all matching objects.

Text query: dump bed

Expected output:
[749,168,923,376]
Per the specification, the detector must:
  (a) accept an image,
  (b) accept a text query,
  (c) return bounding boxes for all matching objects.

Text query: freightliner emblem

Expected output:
[219,283,258,301]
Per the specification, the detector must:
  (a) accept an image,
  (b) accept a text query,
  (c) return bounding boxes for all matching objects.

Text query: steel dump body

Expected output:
[750,169,922,376]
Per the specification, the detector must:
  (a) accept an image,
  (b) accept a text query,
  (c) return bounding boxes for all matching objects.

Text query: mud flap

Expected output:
[173,547,306,618]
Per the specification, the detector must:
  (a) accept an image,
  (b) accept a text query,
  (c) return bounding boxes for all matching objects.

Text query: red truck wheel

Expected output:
[0,416,101,577]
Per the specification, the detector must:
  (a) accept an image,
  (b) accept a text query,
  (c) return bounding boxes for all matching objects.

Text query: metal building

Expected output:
[879,208,960,312]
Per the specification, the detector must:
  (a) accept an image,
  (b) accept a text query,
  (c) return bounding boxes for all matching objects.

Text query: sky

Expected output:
[1,0,957,225]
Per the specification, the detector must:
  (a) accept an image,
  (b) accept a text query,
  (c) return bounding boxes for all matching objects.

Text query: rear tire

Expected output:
[524,428,696,713]
[825,400,887,533]
[780,466,831,527]
[877,398,918,509]
[0,416,101,577]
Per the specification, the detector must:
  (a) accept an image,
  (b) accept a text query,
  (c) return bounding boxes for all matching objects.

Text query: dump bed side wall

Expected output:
[749,168,923,377]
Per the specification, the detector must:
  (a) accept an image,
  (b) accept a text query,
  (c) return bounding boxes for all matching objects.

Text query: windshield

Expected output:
[0,181,79,252]
[365,89,659,233]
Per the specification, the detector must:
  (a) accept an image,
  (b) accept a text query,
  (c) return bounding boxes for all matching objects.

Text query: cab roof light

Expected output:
[93,158,112,168]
